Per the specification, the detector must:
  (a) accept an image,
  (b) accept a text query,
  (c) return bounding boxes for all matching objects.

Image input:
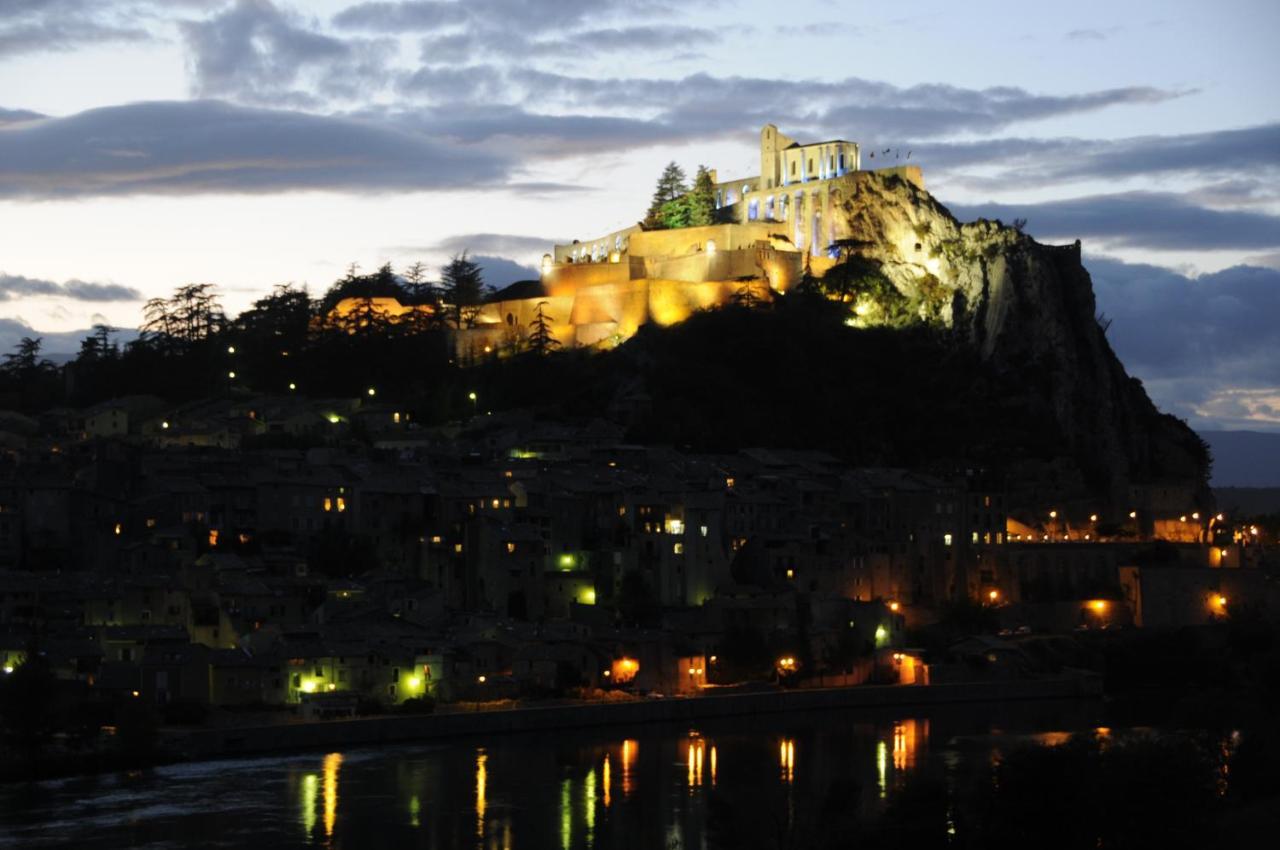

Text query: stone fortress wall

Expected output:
[332,124,927,356]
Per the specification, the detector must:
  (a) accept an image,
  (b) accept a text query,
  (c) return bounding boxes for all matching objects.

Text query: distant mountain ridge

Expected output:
[1201,429,1280,487]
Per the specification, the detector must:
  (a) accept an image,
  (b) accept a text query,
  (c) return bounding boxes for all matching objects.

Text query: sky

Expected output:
[0,0,1278,431]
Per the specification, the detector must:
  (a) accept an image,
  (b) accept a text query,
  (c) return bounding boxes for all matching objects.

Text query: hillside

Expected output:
[826,171,1210,502]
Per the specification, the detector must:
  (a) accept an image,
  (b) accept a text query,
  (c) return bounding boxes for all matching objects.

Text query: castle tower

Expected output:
[759,124,793,191]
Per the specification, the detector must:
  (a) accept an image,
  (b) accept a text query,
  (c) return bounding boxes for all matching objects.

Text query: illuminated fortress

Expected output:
[335,124,925,353]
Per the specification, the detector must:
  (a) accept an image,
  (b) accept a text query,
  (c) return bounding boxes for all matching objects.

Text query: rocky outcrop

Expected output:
[834,171,1209,502]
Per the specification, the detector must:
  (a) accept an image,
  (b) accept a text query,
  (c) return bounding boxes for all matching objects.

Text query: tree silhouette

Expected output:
[441,253,487,328]
[527,301,561,355]
[141,284,225,351]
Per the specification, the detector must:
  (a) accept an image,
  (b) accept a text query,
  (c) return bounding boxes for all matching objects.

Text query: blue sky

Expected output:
[0,0,1278,430]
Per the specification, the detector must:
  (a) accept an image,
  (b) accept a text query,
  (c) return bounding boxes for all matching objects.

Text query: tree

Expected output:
[2,336,45,376]
[688,165,716,227]
[527,301,561,355]
[141,283,225,349]
[76,324,118,362]
[441,252,487,328]
[643,161,688,228]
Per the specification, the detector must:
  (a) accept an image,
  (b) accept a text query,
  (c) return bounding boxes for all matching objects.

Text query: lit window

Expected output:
[336,497,346,513]
[323,498,332,512]
[673,543,684,555]
[971,532,979,544]
[944,533,953,546]
[700,525,708,537]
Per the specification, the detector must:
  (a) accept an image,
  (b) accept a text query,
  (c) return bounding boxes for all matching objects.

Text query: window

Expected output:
[944,533,953,546]
[673,542,684,555]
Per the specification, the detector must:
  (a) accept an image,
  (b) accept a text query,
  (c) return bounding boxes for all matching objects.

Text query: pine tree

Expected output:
[687,165,716,227]
[441,252,487,328]
[527,301,561,355]
[643,161,688,229]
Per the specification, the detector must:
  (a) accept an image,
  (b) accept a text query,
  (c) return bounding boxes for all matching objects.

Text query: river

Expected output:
[0,698,1105,849]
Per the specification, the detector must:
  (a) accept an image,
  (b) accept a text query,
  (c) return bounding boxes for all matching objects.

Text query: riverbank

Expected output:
[171,675,1100,762]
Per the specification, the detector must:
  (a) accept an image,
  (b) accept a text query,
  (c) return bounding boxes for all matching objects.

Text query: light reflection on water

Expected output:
[0,700,1124,850]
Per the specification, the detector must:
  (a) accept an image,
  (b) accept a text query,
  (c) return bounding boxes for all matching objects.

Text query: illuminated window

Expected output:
[393,412,401,424]
[336,497,346,513]
[700,525,708,537]
[323,498,332,512]
[665,518,685,535]
[506,542,516,554]
[454,543,463,553]
[673,543,684,555]
[944,533,953,546]
[971,532,979,544]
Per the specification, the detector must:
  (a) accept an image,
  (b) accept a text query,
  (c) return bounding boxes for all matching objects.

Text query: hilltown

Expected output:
[0,392,1273,721]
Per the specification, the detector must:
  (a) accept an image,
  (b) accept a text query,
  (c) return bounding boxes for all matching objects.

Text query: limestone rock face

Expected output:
[835,171,1209,502]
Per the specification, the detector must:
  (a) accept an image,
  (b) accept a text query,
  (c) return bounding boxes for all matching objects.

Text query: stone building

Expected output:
[329,123,926,356]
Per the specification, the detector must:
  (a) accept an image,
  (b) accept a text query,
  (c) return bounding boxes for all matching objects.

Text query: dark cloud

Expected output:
[0,107,46,126]
[332,1,469,32]
[181,0,392,108]
[333,1,668,35]
[919,123,1280,190]
[0,316,140,357]
[492,70,1186,143]
[0,18,150,58]
[0,0,213,59]
[471,255,538,288]
[0,272,142,302]
[1087,257,1280,429]
[427,233,560,256]
[947,192,1280,251]
[0,99,509,198]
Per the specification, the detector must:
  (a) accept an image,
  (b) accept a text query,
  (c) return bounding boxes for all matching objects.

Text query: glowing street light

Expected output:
[988,589,1000,602]
[289,382,297,391]
[367,387,376,397]
[228,371,236,379]
[227,345,236,354]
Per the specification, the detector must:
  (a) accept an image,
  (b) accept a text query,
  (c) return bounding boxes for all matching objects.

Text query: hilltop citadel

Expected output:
[332,124,925,351]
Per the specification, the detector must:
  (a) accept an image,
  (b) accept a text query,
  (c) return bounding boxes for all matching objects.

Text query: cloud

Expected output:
[0,316,140,357]
[0,107,45,127]
[920,123,1280,190]
[0,99,509,198]
[471,255,538,288]
[181,0,392,108]
[427,233,561,256]
[0,272,142,302]
[333,1,668,35]
[947,192,1280,251]
[1066,28,1109,41]
[0,0,201,59]
[1086,258,1280,429]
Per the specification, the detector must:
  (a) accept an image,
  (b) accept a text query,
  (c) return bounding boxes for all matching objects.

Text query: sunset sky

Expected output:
[1,0,1278,429]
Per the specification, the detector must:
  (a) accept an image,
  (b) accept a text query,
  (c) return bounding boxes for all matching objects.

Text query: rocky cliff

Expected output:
[833,171,1210,502]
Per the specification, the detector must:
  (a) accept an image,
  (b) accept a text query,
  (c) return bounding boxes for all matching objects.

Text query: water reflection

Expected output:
[301,772,317,838]
[620,738,637,798]
[602,754,612,809]
[322,752,342,839]
[0,699,1116,850]
[475,749,488,841]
